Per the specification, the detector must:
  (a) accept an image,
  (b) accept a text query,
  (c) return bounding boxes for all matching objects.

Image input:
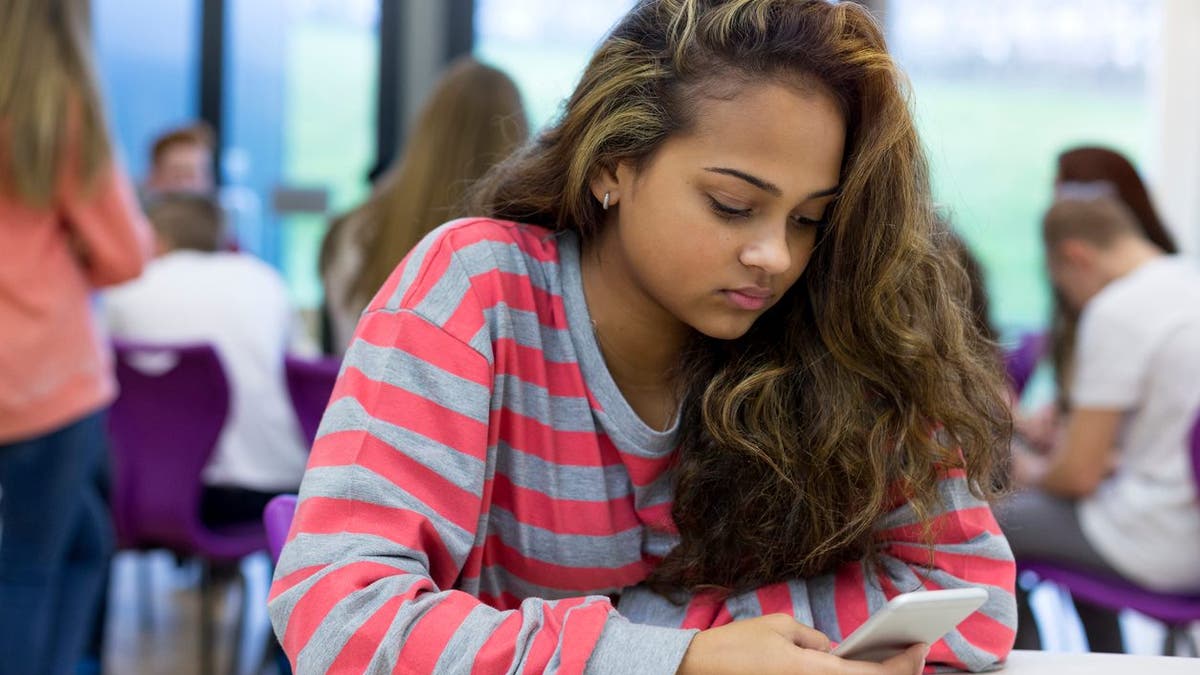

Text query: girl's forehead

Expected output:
[651,82,846,190]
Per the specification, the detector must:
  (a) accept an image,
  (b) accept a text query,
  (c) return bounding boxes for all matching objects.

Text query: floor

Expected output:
[102,551,279,675]
[96,555,1199,673]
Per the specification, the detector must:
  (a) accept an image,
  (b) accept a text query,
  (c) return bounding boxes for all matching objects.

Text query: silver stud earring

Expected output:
[602,191,611,210]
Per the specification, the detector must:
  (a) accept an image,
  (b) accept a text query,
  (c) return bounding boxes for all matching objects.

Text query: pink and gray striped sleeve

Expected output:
[617,468,1017,672]
[267,224,697,673]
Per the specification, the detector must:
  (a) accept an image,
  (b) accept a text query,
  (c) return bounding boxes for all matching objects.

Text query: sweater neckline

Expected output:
[556,230,680,457]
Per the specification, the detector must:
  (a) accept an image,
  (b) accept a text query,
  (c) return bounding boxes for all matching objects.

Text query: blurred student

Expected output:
[103,194,311,526]
[319,57,528,354]
[144,122,216,196]
[1056,147,1177,253]
[1045,146,1178,412]
[0,1,153,672]
[1001,194,1200,652]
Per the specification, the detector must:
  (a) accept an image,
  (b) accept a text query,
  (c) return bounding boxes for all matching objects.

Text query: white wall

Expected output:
[1149,0,1200,255]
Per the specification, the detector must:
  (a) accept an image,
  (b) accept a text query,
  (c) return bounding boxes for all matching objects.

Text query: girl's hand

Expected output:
[676,614,928,675]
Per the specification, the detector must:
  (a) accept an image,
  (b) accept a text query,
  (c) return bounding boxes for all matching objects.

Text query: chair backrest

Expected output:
[263,494,298,564]
[1004,331,1047,397]
[108,340,229,552]
[1191,411,1200,500]
[284,355,341,447]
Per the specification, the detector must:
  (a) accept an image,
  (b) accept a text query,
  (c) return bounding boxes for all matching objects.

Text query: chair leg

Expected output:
[258,637,292,675]
[200,559,214,675]
[1161,624,1179,656]
[137,552,155,631]
[257,583,289,675]
[1174,623,1200,658]
[229,565,249,675]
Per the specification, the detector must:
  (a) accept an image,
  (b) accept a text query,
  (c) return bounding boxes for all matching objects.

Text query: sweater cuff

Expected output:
[585,614,699,674]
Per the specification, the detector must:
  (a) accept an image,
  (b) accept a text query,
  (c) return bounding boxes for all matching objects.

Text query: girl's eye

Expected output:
[793,203,833,229]
[792,215,828,229]
[707,196,752,219]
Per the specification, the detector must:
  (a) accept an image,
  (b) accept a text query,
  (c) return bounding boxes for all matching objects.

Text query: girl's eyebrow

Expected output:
[704,166,840,200]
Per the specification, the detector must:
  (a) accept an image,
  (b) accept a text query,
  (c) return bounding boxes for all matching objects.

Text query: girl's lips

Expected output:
[724,289,771,310]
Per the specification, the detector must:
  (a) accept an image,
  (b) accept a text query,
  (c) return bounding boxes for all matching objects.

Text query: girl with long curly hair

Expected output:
[269,2,1015,673]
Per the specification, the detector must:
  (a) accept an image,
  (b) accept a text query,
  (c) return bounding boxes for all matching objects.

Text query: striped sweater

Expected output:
[268,218,1016,674]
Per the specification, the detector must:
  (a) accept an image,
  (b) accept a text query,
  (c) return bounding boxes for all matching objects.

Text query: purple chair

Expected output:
[108,340,267,675]
[264,494,298,564]
[1018,412,1200,655]
[1004,331,1047,397]
[284,354,341,447]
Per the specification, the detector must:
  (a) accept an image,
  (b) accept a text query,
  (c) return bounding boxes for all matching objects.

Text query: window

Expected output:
[888,0,1161,334]
[223,0,380,308]
[474,0,637,131]
[94,0,201,180]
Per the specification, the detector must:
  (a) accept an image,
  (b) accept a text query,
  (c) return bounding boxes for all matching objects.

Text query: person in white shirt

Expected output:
[1001,192,1200,652]
[103,193,312,525]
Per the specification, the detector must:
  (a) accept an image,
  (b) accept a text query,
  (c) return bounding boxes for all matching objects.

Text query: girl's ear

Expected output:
[589,164,620,208]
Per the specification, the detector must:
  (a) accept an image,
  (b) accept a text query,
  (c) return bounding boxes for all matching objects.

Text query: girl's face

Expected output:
[593,80,846,340]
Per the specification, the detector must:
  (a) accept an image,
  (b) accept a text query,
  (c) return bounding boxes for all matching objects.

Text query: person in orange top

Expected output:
[0,1,153,673]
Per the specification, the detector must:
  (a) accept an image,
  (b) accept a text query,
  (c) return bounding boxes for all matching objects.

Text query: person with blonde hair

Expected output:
[271,2,1015,673]
[319,56,528,354]
[0,0,153,672]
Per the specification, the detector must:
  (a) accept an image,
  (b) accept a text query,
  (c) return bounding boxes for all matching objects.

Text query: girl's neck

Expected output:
[579,231,689,428]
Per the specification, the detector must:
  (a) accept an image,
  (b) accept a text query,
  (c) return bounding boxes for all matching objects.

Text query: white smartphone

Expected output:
[831,588,988,662]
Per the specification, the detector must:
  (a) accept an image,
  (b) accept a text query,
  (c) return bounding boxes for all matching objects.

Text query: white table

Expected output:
[1002,650,1198,673]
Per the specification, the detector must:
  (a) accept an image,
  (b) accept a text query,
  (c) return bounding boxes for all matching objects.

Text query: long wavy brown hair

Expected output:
[1049,146,1175,410]
[471,0,1010,595]
[320,57,528,314]
[0,0,111,206]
